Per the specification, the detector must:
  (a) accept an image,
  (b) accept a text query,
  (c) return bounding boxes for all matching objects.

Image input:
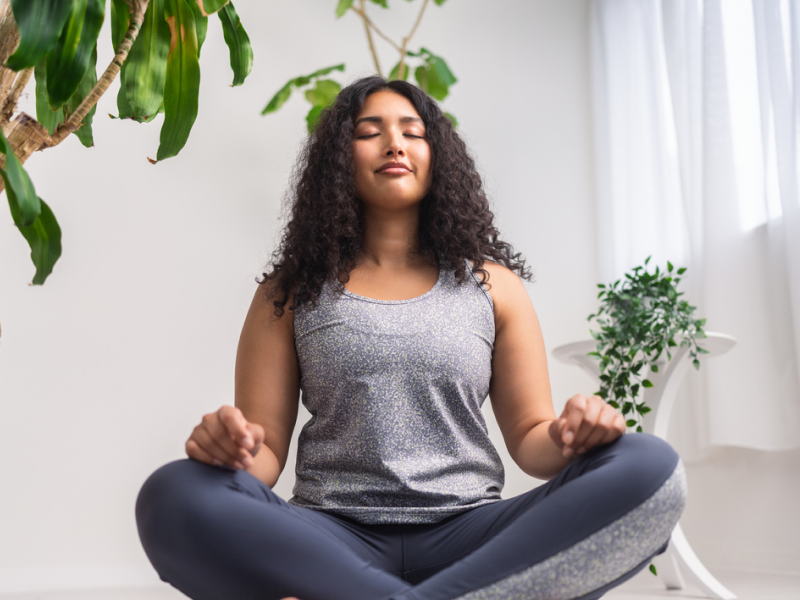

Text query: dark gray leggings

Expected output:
[135,433,686,600]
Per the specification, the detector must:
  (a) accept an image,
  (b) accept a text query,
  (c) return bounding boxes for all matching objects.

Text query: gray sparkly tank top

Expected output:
[288,263,505,524]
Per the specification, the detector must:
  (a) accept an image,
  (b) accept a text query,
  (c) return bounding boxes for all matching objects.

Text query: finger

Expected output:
[193,425,243,468]
[204,412,248,459]
[245,422,265,455]
[571,396,603,450]
[219,405,253,448]
[577,404,617,453]
[562,395,588,447]
[186,438,225,467]
[600,413,626,444]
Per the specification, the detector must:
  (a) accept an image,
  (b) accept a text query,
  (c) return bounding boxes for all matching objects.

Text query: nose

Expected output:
[384,129,406,157]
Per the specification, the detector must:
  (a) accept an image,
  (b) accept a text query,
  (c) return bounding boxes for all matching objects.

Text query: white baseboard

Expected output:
[0,566,163,595]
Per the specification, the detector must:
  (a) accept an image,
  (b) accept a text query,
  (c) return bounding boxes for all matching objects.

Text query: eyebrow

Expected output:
[354,115,424,127]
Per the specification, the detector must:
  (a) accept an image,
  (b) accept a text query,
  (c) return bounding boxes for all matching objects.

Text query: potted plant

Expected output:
[587,256,708,432]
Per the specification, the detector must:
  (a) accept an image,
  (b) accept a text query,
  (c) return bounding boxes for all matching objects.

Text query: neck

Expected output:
[359,204,430,269]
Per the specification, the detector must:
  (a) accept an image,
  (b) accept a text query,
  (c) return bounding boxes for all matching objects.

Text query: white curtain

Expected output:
[591,0,800,459]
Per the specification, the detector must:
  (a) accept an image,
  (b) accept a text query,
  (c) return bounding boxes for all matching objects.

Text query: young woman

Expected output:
[135,76,687,600]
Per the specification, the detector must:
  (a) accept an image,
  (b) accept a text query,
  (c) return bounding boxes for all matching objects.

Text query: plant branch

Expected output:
[357,0,382,76]
[398,0,429,77]
[349,5,400,53]
[43,0,150,148]
[2,66,32,120]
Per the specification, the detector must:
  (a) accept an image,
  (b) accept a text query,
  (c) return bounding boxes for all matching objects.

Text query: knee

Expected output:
[135,459,228,552]
[591,434,687,514]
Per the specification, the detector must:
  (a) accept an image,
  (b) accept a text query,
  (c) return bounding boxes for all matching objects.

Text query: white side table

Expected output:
[552,332,737,600]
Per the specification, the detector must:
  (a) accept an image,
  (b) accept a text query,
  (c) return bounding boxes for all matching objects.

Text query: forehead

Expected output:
[355,90,423,123]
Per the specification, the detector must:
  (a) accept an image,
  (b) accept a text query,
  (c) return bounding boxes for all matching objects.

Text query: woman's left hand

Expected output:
[548,394,626,458]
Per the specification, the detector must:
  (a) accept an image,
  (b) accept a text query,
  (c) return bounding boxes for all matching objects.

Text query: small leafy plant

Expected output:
[587,256,708,432]
[262,0,458,132]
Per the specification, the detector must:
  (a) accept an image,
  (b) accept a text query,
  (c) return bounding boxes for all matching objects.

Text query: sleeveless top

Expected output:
[288,263,505,524]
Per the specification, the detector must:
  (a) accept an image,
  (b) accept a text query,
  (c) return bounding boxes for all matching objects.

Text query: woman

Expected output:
[136,76,687,600]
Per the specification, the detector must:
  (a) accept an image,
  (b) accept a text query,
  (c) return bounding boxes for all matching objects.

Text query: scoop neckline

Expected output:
[340,267,444,305]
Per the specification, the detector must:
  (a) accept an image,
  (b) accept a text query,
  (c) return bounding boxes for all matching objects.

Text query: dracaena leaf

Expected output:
[45,0,105,109]
[156,0,201,161]
[33,56,65,134]
[6,0,74,71]
[0,127,40,226]
[124,0,170,120]
[69,45,98,147]
[219,2,253,86]
[196,0,229,16]
[2,187,62,285]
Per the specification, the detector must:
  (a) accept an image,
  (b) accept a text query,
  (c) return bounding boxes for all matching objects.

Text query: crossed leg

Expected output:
[136,433,685,600]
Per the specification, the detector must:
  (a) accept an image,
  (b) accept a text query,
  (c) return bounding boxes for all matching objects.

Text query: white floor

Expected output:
[1,568,798,599]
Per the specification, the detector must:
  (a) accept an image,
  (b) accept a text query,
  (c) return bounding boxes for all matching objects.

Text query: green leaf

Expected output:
[641,379,654,388]
[649,563,658,576]
[262,64,345,115]
[124,0,170,120]
[433,0,447,4]
[262,81,292,114]
[304,78,340,107]
[414,48,456,100]
[219,2,252,86]
[110,0,130,50]
[0,127,40,226]
[626,419,637,427]
[677,267,687,274]
[644,255,651,265]
[667,261,673,272]
[389,60,409,81]
[156,0,201,161]
[639,405,652,415]
[68,44,98,147]
[2,187,62,285]
[693,359,701,370]
[336,0,355,18]
[651,364,658,372]
[697,346,710,354]
[305,105,325,132]
[33,56,65,135]
[6,0,74,71]
[188,1,209,56]
[693,330,707,339]
[195,0,229,15]
[636,425,643,432]
[369,0,388,6]
[443,111,458,128]
[45,0,105,109]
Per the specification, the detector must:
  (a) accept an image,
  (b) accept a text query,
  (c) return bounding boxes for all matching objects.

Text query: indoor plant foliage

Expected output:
[0,0,253,285]
[262,0,457,132]
[587,256,708,432]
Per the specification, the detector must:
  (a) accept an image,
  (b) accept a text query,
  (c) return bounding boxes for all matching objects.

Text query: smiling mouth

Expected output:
[377,167,411,174]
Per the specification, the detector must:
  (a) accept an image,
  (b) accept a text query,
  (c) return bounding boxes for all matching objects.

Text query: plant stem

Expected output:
[398,0,429,78]
[357,0,381,76]
[44,0,150,148]
[1,66,31,120]
[349,5,400,52]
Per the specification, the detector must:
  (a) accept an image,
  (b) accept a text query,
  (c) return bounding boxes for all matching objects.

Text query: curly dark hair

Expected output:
[260,75,532,316]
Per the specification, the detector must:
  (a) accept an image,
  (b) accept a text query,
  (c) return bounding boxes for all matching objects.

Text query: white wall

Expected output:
[6,0,792,595]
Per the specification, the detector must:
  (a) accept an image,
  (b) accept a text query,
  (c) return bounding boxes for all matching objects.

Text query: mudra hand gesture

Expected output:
[549,393,626,458]
[186,405,265,471]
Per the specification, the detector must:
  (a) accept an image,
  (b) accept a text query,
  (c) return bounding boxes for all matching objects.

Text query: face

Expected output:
[352,90,433,214]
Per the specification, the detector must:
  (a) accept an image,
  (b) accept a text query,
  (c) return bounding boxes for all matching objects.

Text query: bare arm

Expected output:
[235,283,301,488]
[484,263,624,481]
[185,282,300,489]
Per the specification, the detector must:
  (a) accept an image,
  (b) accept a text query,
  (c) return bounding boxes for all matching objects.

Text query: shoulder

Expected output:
[478,261,534,332]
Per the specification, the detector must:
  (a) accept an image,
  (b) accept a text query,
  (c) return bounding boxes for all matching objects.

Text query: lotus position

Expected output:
[135,76,687,600]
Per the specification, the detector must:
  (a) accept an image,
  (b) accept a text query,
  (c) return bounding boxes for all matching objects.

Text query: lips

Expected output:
[377,162,411,173]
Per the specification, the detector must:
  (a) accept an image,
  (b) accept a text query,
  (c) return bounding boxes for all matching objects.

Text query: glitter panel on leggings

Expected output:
[453,460,688,600]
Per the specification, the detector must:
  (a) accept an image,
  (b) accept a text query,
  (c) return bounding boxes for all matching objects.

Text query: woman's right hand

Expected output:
[185,405,265,470]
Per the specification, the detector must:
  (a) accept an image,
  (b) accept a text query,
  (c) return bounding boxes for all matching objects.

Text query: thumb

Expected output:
[549,418,566,447]
[244,422,264,454]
